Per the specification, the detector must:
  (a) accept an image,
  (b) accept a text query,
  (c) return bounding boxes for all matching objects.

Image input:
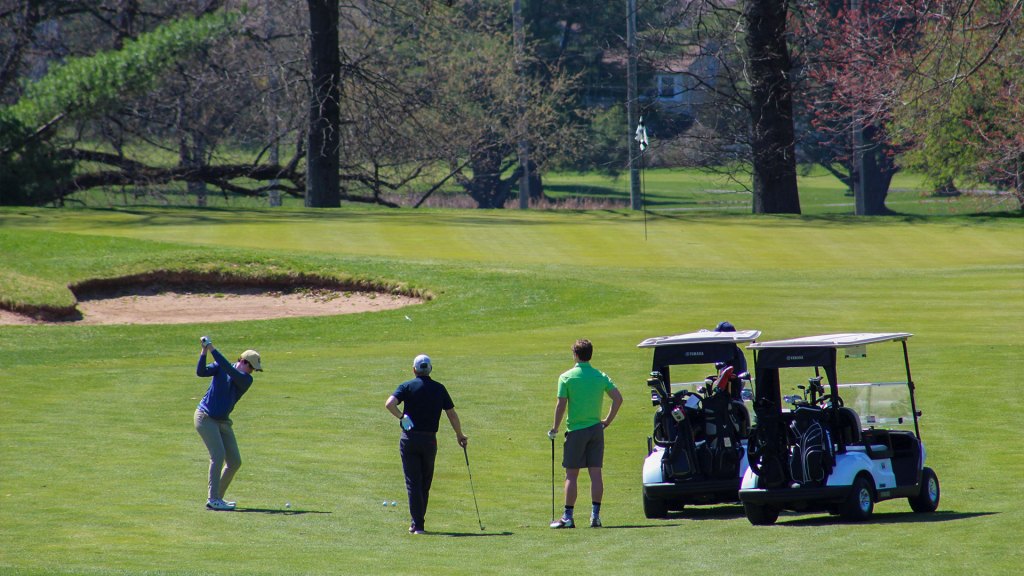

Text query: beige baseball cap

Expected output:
[240,349,262,371]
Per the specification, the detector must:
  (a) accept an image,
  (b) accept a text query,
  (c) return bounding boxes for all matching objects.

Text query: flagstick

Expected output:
[634,116,649,241]
[641,148,647,241]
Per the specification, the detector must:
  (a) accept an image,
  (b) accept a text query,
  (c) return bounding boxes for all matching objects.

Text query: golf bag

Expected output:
[658,408,698,480]
[787,407,834,486]
[700,390,744,479]
[748,397,788,488]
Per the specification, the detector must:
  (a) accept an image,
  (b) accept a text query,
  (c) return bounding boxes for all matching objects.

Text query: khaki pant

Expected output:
[194,409,241,501]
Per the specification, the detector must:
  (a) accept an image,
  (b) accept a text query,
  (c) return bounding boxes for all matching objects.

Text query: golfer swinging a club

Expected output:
[194,337,262,511]
[385,354,468,534]
[549,339,623,528]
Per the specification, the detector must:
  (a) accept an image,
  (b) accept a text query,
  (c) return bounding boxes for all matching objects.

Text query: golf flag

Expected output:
[635,116,648,152]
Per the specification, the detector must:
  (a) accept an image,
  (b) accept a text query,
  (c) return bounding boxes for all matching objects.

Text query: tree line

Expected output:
[0,0,1020,212]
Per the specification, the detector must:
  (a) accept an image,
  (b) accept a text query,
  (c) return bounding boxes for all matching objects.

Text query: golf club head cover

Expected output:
[715,365,734,391]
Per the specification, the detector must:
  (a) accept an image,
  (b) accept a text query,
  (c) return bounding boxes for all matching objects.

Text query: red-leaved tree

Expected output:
[796,0,1022,213]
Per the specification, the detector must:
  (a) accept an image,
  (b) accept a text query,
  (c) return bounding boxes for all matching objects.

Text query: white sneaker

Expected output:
[206,498,235,511]
[549,516,575,529]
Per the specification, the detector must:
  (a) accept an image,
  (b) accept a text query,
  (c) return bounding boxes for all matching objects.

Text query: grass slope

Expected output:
[0,207,1021,575]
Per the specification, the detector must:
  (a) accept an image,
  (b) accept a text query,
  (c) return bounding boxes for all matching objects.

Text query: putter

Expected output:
[462,445,485,531]
[550,435,556,523]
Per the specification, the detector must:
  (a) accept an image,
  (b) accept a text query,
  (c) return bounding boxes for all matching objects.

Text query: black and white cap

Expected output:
[413,354,432,375]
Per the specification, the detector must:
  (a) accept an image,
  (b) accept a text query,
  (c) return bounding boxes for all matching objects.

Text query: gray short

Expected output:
[562,423,604,469]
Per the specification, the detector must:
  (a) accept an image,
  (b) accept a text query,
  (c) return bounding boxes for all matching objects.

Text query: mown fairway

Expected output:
[0,207,1021,575]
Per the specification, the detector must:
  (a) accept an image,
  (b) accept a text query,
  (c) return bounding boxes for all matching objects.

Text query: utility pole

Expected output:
[851,0,867,215]
[266,16,282,207]
[627,0,641,210]
[514,0,531,209]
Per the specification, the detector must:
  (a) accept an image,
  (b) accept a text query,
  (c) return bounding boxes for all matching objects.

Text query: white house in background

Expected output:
[591,44,722,120]
[651,45,722,115]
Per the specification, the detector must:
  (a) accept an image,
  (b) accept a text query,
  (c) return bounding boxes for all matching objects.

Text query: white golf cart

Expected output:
[638,329,760,518]
[739,333,940,525]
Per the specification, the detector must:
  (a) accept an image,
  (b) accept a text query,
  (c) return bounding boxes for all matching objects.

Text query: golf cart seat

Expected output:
[836,407,863,445]
[731,400,751,438]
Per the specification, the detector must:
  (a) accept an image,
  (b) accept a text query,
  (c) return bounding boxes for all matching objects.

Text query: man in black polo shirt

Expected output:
[385,354,468,534]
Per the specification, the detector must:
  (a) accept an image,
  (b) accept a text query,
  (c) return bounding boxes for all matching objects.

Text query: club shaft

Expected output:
[463,446,483,529]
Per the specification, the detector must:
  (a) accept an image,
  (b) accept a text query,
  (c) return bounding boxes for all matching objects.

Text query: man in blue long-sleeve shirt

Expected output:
[194,337,262,511]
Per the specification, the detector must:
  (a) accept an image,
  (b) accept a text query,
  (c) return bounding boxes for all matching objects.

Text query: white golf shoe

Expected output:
[549,516,575,529]
[206,498,235,511]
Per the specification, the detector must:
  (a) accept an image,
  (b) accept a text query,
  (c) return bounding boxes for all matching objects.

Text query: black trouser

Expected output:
[400,431,437,531]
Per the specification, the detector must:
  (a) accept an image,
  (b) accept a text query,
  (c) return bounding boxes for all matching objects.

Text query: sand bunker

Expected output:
[0,287,421,325]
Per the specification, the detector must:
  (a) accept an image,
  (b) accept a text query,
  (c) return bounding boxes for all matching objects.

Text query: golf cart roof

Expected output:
[637,330,762,348]
[748,333,912,350]
[639,330,760,371]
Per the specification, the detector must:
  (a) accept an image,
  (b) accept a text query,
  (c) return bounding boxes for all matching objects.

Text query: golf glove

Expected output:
[547,429,558,440]
[401,415,414,431]
[200,336,212,347]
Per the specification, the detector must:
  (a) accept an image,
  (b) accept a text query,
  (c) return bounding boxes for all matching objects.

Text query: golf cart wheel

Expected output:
[743,503,779,526]
[642,492,668,519]
[909,467,940,513]
[840,475,875,522]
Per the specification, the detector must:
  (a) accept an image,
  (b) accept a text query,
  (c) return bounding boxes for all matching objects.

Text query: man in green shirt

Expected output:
[548,339,623,528]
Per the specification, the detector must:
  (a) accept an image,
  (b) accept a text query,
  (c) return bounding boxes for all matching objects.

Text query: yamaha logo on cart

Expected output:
[685,351,704,357]
[786,355,804,361]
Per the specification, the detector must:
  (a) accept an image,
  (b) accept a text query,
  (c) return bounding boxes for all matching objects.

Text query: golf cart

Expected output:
[638,329,760,518]
[739,333,940,525]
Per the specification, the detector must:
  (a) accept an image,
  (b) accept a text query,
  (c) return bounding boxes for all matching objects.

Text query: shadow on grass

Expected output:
[546,183,749,209]
[428,531,515,538]
[544,184,626,199]
[663,504,747,521]
[232,507,332,515]
[62,206,643,229]
[602,523,684,530]
[646,209,1024,227]
[602,506,745,529]
[777,510,996,527]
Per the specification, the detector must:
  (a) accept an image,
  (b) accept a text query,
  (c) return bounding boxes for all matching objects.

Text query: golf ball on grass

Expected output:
[285,502,291,509]
[391,501,397,507]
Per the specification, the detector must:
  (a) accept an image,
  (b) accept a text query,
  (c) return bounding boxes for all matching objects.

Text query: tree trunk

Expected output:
[527,161,543,201]
[513,160,544,203]
[744,0,801,214]
[1016,157,1023,211]
[859,124,896,214]
[467,134,513,209]
[179,131,208,207]
[0,3,41,94]
[305,0,341,208]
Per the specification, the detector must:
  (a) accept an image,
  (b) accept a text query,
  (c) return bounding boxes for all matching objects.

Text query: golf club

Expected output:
[550,435,556,523]
[462,445,485,531]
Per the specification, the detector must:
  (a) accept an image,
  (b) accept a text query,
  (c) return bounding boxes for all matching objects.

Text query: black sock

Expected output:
[592,502,601,517]
[564,505,574,519]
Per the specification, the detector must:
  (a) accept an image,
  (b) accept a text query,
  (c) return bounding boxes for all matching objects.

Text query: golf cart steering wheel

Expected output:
[817,394,844,408]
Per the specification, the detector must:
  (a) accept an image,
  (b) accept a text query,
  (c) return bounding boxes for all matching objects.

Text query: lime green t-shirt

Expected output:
[557,362,617,431]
